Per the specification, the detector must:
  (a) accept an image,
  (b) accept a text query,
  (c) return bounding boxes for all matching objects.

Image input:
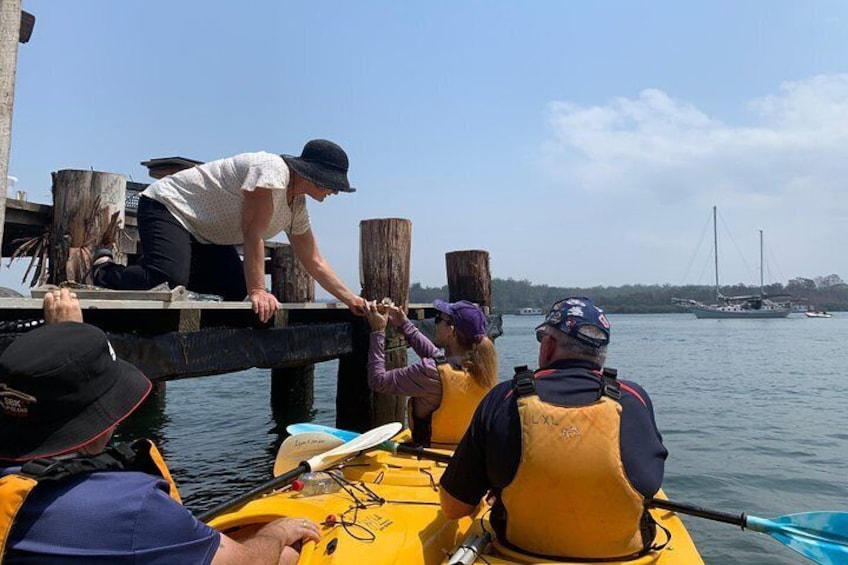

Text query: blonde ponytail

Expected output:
[461,336,499,389]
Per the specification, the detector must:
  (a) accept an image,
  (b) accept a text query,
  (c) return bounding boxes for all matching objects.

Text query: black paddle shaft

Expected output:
[198,463,308,523]
[396,443,453,464]
[649,498,747,528]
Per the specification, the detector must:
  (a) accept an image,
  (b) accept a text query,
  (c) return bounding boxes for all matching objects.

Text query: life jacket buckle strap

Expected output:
[512,366,537,397]
[602,367,619,380]
[600,374,622,401]
[603,383,622,400]
[19,457,64,479]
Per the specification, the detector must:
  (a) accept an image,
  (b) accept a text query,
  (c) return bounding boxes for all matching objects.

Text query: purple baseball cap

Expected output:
[536,296,611,348]
[433,299,487,343]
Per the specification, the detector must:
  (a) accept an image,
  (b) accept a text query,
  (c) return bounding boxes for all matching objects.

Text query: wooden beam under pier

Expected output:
[0,298,502,384]
[108,323,355,381]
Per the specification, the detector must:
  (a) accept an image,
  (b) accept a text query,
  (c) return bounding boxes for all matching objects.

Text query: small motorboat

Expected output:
[805,310,833,318]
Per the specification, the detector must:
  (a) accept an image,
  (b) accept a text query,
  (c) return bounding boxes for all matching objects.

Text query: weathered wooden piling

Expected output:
[446,250,492,312]
[49,169,127,285]
[336,218,411,431]
[269,243,316,423]
[0,0,22,253]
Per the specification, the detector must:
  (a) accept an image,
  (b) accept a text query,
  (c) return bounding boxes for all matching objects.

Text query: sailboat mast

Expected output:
[759,229,764,293]
[713,206,719,300]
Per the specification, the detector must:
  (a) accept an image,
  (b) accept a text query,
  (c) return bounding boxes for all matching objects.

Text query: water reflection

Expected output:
[113,382,170,447]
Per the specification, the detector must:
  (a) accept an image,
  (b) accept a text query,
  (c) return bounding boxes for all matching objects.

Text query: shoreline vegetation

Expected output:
[410,278,848,314]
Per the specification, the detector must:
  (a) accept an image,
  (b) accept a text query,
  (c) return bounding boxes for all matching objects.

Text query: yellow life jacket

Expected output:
[0,440,180,561]
[499,368,652,560]
[409,360,493,448]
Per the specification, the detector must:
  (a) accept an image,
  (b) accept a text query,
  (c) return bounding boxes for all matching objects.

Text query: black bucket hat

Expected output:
[281,139,356,193]
[0,322,151,462]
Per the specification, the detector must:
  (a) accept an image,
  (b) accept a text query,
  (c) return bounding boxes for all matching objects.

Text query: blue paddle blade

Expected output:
[287,423,359,442]
[747,512,848,565]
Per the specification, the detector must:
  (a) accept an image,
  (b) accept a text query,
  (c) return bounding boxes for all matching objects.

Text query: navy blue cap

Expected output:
[536,296,611,348]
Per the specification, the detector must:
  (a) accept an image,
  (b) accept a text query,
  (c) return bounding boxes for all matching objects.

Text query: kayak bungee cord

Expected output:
[318,463,449,545]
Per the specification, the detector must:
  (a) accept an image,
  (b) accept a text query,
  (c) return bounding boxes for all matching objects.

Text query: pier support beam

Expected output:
[49,169,126,284]
[337,218,411,430]
[0,0,22,254]
[446,250,492,312]
[270,243,316,425]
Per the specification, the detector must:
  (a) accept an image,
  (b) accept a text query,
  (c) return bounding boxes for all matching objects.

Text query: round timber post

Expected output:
[336,218,411,430]
[270,243,316,424]
[49,169,127,285]
[0,0,22,255]
[446,250,492,313]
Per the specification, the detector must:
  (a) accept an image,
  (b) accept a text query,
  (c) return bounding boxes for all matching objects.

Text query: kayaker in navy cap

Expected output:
[363,298,498,447]
[0,289,319,564]
[439,297,668,560]
[91,139,367,322]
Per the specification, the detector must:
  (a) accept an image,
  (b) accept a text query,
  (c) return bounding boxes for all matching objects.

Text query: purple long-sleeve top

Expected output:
[368,319,444,419]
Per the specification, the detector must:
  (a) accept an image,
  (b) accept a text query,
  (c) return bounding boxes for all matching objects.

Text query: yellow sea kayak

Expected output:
[207,433,704,564]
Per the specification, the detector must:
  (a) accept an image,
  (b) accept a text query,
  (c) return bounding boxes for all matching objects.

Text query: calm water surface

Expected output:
[118,313,848,564]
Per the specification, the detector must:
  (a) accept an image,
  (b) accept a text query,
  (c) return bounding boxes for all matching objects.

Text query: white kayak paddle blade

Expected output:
[304,421,403,472]
[273,432,345,477]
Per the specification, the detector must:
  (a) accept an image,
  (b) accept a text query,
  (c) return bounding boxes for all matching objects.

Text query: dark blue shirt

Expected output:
[440,359,668,510]
[1,468,220,564]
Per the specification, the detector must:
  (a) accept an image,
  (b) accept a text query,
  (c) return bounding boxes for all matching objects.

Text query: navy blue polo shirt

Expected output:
[1,469,220,564]
[440,359,668,510]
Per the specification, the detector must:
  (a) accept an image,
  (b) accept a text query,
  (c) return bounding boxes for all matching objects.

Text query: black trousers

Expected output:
[94,197,248,300]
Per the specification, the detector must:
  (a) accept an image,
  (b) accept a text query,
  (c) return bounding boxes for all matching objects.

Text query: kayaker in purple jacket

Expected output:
[0,289,319,565]
[364,299,498,447]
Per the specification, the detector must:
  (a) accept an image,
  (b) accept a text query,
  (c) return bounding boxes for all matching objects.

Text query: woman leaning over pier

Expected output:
[364,299,498,447]
[91,139,366,322]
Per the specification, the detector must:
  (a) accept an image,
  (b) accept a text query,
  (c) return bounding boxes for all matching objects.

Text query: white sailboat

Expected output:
[672,207,792,319]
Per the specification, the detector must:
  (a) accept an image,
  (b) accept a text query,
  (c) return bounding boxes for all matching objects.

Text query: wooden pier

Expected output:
[0,170,501,430]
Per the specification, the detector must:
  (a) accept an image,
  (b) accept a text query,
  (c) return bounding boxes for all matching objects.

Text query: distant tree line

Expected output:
[409,278,848,314]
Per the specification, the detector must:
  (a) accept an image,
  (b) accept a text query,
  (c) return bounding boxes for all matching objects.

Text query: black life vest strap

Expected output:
[598,368,622,402]
[18,443,138,482]
[497,505,668,563]
[498,519,661,564]
[511,365,537,398]
[411,412,433,447]
[518,365,624,403]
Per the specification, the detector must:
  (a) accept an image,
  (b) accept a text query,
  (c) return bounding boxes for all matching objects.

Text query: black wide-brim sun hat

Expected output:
[282,138,356,193]
[0,322,152,462]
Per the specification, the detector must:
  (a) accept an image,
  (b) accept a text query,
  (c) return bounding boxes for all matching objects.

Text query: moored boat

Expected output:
[207,430,704,564]
[516,307,543,315]
[805,310,833,318]
[672,206,792,319]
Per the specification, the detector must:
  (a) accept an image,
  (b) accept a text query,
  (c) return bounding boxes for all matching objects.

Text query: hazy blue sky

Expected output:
[4,1,848,295]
